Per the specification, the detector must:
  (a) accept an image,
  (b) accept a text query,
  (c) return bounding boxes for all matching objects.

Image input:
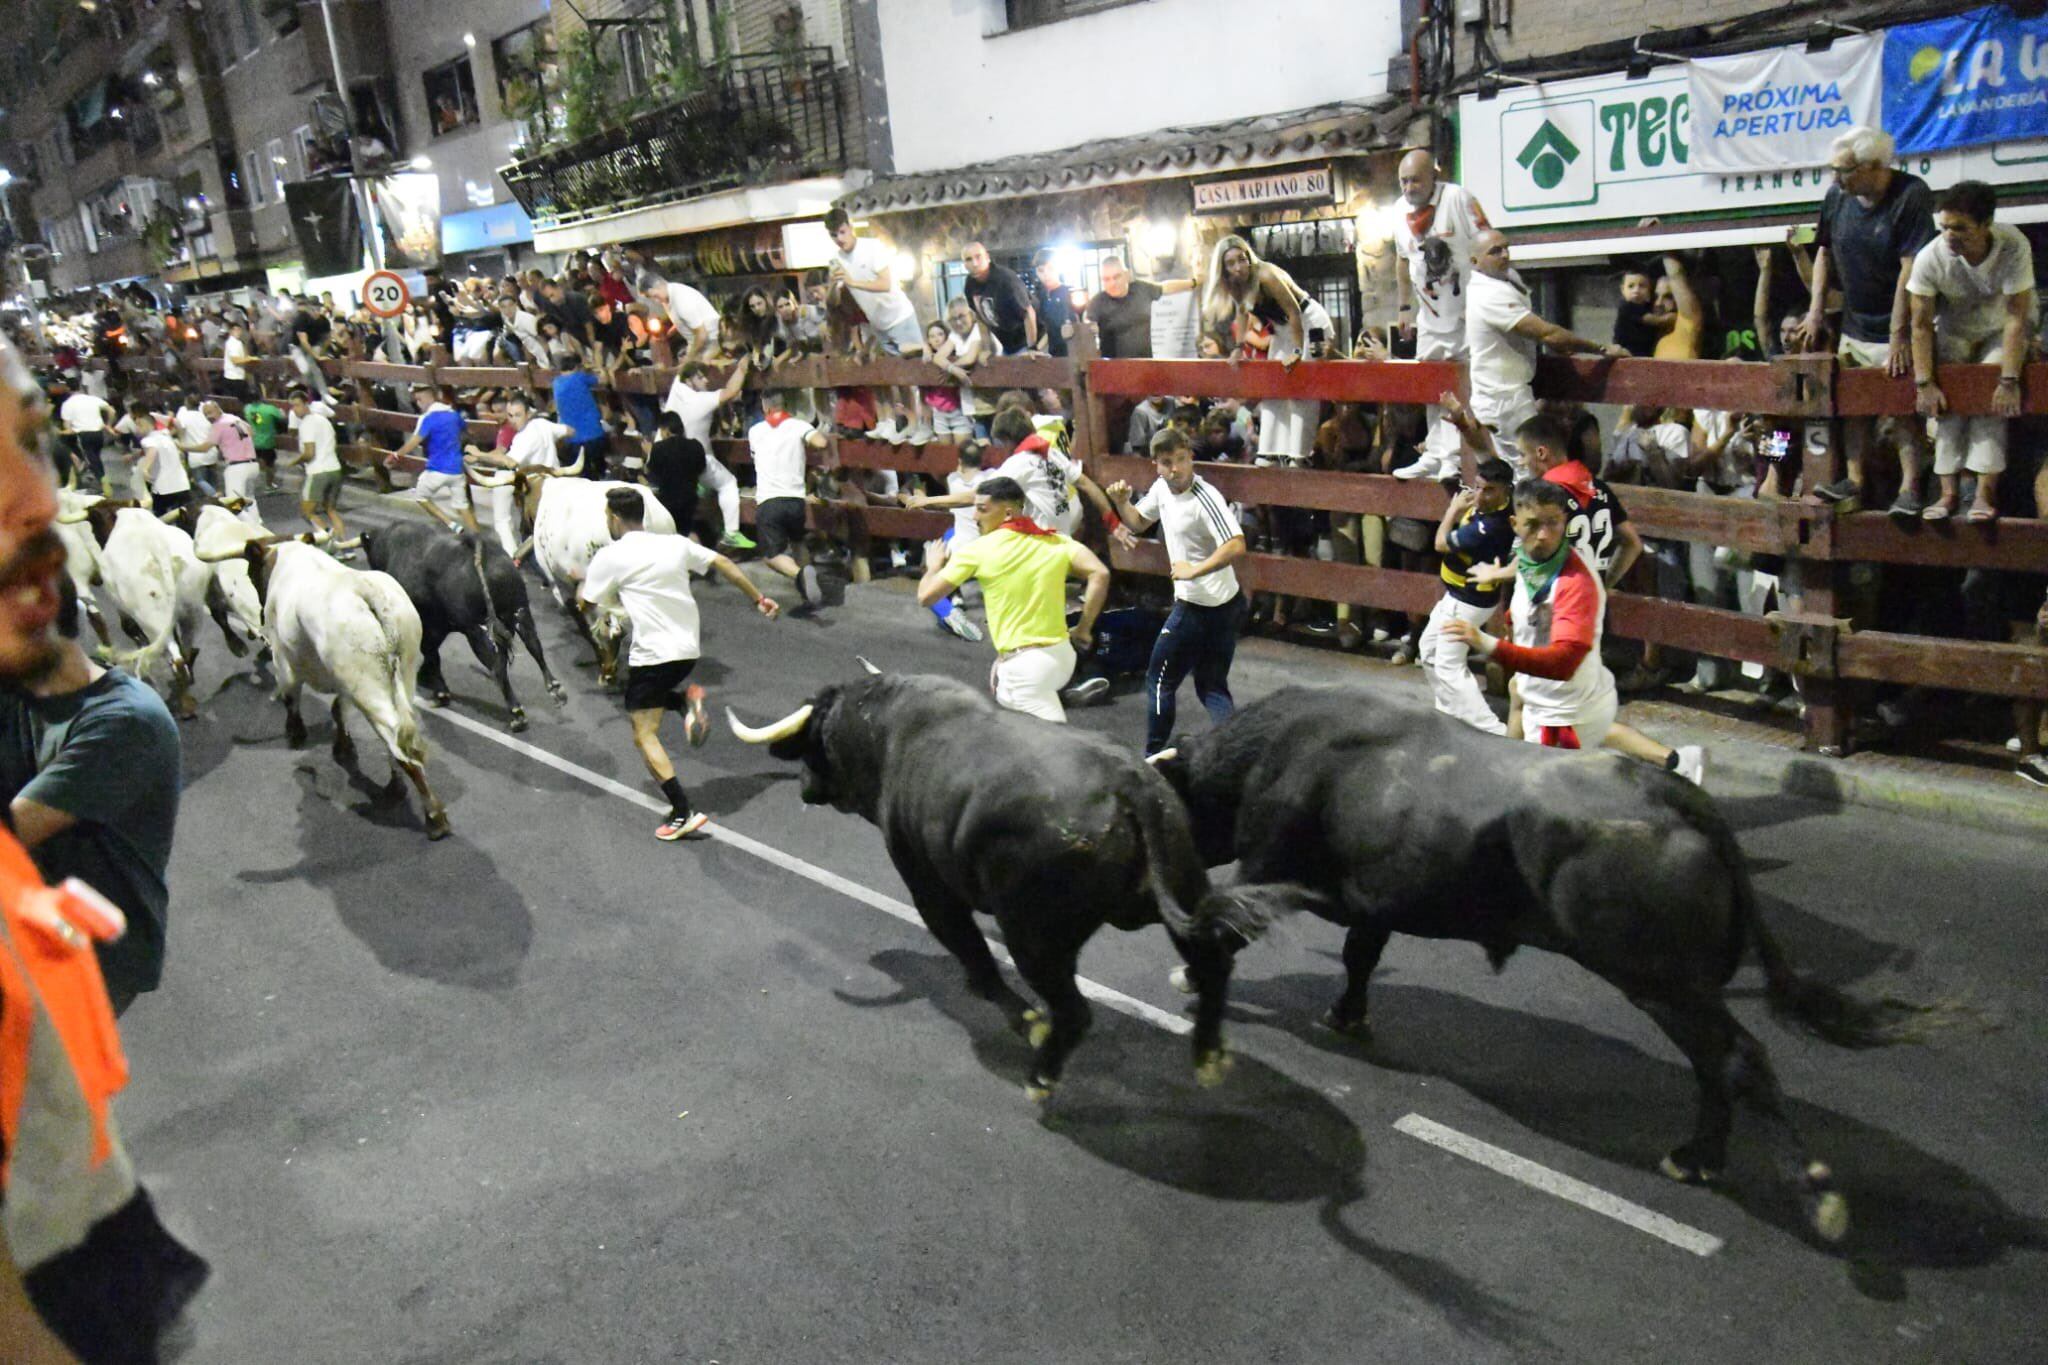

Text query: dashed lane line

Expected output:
[424,705,1725,1256]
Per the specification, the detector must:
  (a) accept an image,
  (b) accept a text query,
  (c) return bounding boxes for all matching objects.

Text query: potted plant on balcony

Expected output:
[771,4,810,94]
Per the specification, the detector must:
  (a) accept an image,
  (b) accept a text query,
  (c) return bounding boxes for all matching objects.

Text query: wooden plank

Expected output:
[1606,594,1779,664]
[435,366,530,388]
[1093,453,1451,520]
[1831,508,2048,571]
[1835,360,2048,417]
[349,361,431,384]
[1609,485,1810,555]
[1534,355,1833,416]
[1089,358,1465,405]
[737,496,949,540]
[1839,631,2048,699]
[767,355,1073,391]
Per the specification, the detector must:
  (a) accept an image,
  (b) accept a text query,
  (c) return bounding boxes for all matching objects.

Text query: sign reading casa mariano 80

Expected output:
[1459,65,2048,231]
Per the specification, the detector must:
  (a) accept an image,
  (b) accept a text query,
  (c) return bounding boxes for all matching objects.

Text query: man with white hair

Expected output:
[1795,127,1937,512]
[1392,148,1491,479]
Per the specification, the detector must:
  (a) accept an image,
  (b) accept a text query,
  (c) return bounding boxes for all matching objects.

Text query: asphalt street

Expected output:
[110,483,2048,1364]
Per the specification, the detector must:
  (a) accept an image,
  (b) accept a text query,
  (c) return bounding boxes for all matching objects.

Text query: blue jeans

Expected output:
[1144,594,1245,755]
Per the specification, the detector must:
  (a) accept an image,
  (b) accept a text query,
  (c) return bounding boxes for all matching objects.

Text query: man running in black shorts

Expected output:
[579,488,780,840]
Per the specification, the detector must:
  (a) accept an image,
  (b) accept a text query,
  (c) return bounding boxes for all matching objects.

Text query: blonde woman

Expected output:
[1201,234,1318,464]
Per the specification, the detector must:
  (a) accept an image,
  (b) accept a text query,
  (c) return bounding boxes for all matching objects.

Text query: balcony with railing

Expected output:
[497,47,849,229]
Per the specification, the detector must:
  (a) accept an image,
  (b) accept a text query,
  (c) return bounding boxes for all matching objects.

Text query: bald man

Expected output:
[962,242,1037,355]
[1393,148,1492,479]
[1465,229,1629,470]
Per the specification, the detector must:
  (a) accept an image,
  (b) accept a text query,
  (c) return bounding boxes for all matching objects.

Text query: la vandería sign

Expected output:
[1191,166,1335,214]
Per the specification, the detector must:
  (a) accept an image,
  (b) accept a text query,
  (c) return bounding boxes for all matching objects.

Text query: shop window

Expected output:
[492,18,559,134]
[999,1,1149,33]
[423,55,481,137]
[265,138,289,201]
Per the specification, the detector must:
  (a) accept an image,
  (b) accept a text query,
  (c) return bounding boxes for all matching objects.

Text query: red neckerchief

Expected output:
[1544,460,1598,508]
[1405,188,1439,240]
[764,410,791,427]
[1015,433,1051,458]
[999,516,1056,537]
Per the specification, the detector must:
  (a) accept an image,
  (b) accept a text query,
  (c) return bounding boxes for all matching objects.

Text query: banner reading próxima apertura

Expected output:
[1687,33,1882,172]
[1883,4,2048,155]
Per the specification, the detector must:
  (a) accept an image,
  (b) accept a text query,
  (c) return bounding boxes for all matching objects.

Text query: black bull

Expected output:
[1151,686,1939,1243]
[730,674,1301,1097]
[360,522,566,732]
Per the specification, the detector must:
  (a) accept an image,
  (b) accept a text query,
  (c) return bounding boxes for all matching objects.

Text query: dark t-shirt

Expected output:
[646,435,708,531]
[1035,283,1075,357]
[545,290,596,342]
[0,669,180,999]
[1613,300,1660,356]
[964,264,1036,354]
[1815,174,1937,344]
[1086,279,1163,359]
[296,312,332,350]
[1442,507,1517,606]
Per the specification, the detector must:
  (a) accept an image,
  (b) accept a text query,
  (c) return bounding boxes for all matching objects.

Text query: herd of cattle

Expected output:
[58,475,1941,1249]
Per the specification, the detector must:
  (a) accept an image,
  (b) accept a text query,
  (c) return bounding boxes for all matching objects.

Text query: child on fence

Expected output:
[920,321,974,441]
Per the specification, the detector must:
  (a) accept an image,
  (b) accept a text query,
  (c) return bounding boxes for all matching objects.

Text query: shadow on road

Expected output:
[1225,971,2046,1291]
[237,765,534,992]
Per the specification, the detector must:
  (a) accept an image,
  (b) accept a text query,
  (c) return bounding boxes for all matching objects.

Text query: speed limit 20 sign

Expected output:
[362,270,411,319]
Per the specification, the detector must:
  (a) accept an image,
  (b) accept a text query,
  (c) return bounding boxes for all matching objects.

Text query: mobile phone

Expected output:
[1762,428,1792,462]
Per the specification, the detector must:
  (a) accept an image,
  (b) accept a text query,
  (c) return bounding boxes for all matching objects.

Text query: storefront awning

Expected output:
[843,98,1416,216]
[442,202,535,257]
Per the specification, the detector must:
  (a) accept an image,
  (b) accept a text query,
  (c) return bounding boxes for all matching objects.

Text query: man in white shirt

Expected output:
[286,390,346,544]
[1104,427,1248,755]
[579,486,779,841]
[825,207,925,443]
[746,389,831,609]
[648,277,720,364]
[221,322,252,400]
[130,402,193,514]
[1466,230,1628,471]
[1908,179,2037,524]
[172,396,218,496]
[57,389,116,490]
[662,356,754,551]
[1393,149,1491,479]
[460,396,568,556]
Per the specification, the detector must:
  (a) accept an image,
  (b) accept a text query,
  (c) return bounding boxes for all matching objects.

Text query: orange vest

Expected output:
[0,825,136,1269]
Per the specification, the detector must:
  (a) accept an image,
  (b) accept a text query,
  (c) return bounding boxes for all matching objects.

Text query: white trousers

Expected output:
[1419,593,1507,734]
[1417,331,1466,473]
[223,462,262,520]
[477,483,520,557]
[1469,386,1539,475]
[702,452,741,534]
[1521,679,1619,750]
[991,641,1077,723]
[1933,335,2008,475]
[1256,399,1318,461]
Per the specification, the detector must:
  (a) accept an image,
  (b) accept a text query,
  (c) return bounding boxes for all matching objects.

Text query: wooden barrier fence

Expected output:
[32,340,2048,757]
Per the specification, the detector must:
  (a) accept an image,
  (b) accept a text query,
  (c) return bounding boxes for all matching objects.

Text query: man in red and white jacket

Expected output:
[1448,480,1705,784]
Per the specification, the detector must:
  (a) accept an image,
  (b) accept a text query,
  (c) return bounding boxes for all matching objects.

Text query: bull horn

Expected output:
[553,448,585,477]
[466,463,514,488]
[1145,748,1179,766]
[331,536,363,550]
[56,507,93,524]
[196,532,280,563]
[727,703,814,745]
[856,655,881,675]
[62,464,77,491]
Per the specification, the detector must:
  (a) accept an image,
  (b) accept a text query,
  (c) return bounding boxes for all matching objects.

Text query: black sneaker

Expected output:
[2018,754,2048,789]
[797,564,819,604]
[1814,477,1861,506]
[1888,490,1925,519]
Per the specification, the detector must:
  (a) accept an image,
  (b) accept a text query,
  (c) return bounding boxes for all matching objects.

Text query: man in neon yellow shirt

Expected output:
[917,474,1109,722]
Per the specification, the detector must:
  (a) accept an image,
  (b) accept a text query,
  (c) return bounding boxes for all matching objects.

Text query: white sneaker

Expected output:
[1392,457,1436,479]
[2007,736,2024,754]
[939,608,982,643]
[1674,745,1708,787]
[905,420,934,445]
[1168,965,1196,995]
[863,418,899,443]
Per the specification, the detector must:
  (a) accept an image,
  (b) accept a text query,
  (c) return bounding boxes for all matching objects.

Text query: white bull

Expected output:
[488,473,675,687]
[202,533,451,840]
[53,487,111,647]
[191,503,267,649]
[60,505,256,718]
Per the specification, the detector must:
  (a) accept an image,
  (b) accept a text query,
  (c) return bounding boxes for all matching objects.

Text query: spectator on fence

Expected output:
[1393,147,1491,478]
[1032,250,1077,357]
[540,278,600,360]
[825,207,924,443]
[1647,255,1708,360]
[936,297,997,436]
[1466,230,1629,470]
[1613,267,1660,357]
[494,293,542,365]
[961,242,1037,355]
[552,352,612,482]
[775,286,824,356]
[538,318,582,371]
[1204,234,1318,465]
[921,321,974,442]
[1797,127,1937,509]
[662,358,754,552]
[1086,256,1196,360]
[1908,179,2036,525]
[292,298,334,400]
[1126,394,1170,457]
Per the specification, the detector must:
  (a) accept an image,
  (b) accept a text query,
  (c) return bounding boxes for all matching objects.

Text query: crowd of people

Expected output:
[7,124,2043,793]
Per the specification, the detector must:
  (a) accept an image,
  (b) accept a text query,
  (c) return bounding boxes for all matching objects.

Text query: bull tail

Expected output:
[465,532,516,639]
[359,589,430,768]
[1743,870,1952,1048]
[1193,881,1331,948]
[108,562,181,683]
[1133,792,1324,948]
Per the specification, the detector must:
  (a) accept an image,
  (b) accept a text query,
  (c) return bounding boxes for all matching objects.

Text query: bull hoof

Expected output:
[429,692,451,708]
[425,812,452,841]
[1014,1007,1044,1041]
[1027,1017,1053,1049]
[548,683,568,704]
[1168,966,1196,996]
[1658,1151,1721,1187]
[174,694,199,721]
[1194,1051,1234,1089]
[223,634,248,659]
[285,723,308,749]
[333,742,357,766]
[1320,1008,1373,1042]
[508,710,529,733]
[1024,1077,1055,1104]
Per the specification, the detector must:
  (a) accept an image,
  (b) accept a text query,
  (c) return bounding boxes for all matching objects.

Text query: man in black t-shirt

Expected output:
[962,242,1036,353]
[1032,249,1076,357]
[642,411,708,537]
[540,279,599,354]
[1083,256,1195,359]
[1795,127,1937,507]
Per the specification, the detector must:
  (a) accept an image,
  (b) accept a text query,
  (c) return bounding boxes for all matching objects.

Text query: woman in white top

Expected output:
[1201,234,1318,464]
[934,297,997,435]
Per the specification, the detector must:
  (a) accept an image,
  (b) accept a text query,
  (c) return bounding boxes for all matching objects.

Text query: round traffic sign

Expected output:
[362,270,411,319]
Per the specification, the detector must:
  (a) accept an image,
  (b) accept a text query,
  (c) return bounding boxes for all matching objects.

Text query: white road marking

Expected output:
[425,708,1723,1252]
[1393,1113,1724,1257]
[424,707,1191,1036]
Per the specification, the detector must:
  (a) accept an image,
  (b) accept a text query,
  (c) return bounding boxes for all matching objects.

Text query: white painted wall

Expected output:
[875,0,1404,174]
